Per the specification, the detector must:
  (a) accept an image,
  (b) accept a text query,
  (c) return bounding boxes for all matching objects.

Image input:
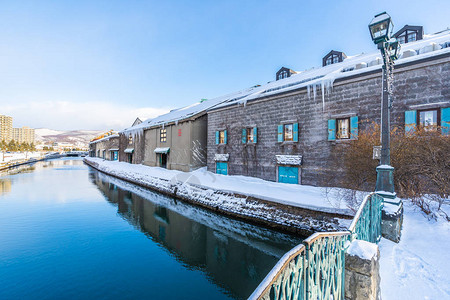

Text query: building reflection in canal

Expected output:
[90,171,302,299]
[0,178,11,195]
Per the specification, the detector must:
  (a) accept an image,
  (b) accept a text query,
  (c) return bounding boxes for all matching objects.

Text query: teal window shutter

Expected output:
[253,127,257,143]
[442,107,450,135]
[293,123,299,142]
[242,128,247,144]
[224,130,227,144]
[350,116,358,139]
[277,125,283,142]
[215,131,219,144]
[328,119,336,141]
[405,110,417,135]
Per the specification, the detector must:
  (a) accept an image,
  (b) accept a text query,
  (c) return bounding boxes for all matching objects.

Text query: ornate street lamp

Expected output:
[369,12,400,204]
[369,12,393,45]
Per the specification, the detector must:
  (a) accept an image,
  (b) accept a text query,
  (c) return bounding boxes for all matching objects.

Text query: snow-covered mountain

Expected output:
[35,128,105,147]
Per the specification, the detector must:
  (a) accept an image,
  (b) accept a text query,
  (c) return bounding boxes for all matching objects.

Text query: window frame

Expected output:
[325,54,340,66]
[284,124,294,142]
[407,31,417,43]
[417,108,441,130]
[246,127,254,143]
[398,30,418,44]
[336,117,350,140]
[278,71,287,80]
[219,130,226,144]
[128,135,133,145]
[160,128,167,143]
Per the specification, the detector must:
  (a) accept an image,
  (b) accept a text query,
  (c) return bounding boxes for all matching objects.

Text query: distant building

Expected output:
[89,131,120,160]
[12,126,35,144]
[0,115,13,142]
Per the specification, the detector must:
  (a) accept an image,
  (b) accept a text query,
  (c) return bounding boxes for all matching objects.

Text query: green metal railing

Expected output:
[348,193,383,243]
[249,193,383,300]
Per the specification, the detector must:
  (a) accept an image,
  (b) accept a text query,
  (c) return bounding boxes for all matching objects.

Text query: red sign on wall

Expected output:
[178,129,182,136]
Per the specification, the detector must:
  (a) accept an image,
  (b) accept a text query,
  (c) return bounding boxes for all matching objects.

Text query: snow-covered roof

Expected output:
[89,133,119,145]
[210,30,450,111]
[121,86,260,135]
[122,30,450,135]
[154,147,170,154]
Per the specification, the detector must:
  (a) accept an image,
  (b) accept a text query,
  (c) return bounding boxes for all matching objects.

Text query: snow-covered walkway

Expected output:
[84,157,353,216]
[379,201,450,299]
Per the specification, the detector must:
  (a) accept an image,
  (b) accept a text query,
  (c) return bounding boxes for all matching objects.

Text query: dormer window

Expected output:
[394,25,423,44]
[322,50,347,67]
[325,55,339,66]
[276,67,296,81]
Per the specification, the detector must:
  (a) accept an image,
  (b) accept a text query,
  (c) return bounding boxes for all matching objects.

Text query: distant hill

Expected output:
[35,128,106,148]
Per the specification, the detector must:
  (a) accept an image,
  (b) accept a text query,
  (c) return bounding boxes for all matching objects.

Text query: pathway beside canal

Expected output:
[84,157,354,236]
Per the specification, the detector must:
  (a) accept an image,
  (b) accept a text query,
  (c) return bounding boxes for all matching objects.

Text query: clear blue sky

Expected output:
[0,0,449,130]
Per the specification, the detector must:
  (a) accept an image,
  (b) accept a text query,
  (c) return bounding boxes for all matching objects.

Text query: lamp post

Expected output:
[369,12,400,204]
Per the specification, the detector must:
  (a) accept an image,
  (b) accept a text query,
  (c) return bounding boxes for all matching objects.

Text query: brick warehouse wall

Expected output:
[207,54,450,186]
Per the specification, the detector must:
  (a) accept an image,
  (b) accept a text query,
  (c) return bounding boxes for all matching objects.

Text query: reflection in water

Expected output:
[90,171,302,299]
[0,158,82,195]
[0,178,11,195]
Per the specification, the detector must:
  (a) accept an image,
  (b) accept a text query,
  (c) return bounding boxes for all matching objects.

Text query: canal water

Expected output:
[0,158,302,299]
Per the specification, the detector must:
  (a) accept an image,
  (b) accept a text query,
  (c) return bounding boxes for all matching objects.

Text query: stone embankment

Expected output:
[0,158,43,171]
[84,157,353,237]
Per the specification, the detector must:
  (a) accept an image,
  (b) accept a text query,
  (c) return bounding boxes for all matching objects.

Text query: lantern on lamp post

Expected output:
[369,12,393,45]
[369,12,400,204]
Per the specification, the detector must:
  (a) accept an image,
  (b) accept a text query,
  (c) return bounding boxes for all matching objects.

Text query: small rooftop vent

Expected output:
[419,42,441,54]
[401,49,417,59]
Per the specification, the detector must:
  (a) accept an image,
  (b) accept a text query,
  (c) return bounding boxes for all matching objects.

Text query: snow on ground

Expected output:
[379,201,450,299]
[84,157,354,216]
[0,152,43,163]
[84,157,353,234]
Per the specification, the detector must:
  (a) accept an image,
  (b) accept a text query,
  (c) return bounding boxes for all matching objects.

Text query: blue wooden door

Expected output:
[278,166,298,184]
[216,162,228,175]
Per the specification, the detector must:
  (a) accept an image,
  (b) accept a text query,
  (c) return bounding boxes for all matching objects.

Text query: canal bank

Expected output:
[0,153,46,171]
[84,157,353,236]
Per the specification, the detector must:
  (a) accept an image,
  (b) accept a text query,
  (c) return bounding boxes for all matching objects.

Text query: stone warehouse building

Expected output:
[119,88,259,171]
[89,131,120,161]
[207,28,450,185]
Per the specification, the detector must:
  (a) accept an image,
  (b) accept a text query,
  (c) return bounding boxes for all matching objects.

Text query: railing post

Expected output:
[305,243,310,300]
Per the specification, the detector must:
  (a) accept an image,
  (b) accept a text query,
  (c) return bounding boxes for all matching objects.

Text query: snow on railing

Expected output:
[249,193,383,300]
